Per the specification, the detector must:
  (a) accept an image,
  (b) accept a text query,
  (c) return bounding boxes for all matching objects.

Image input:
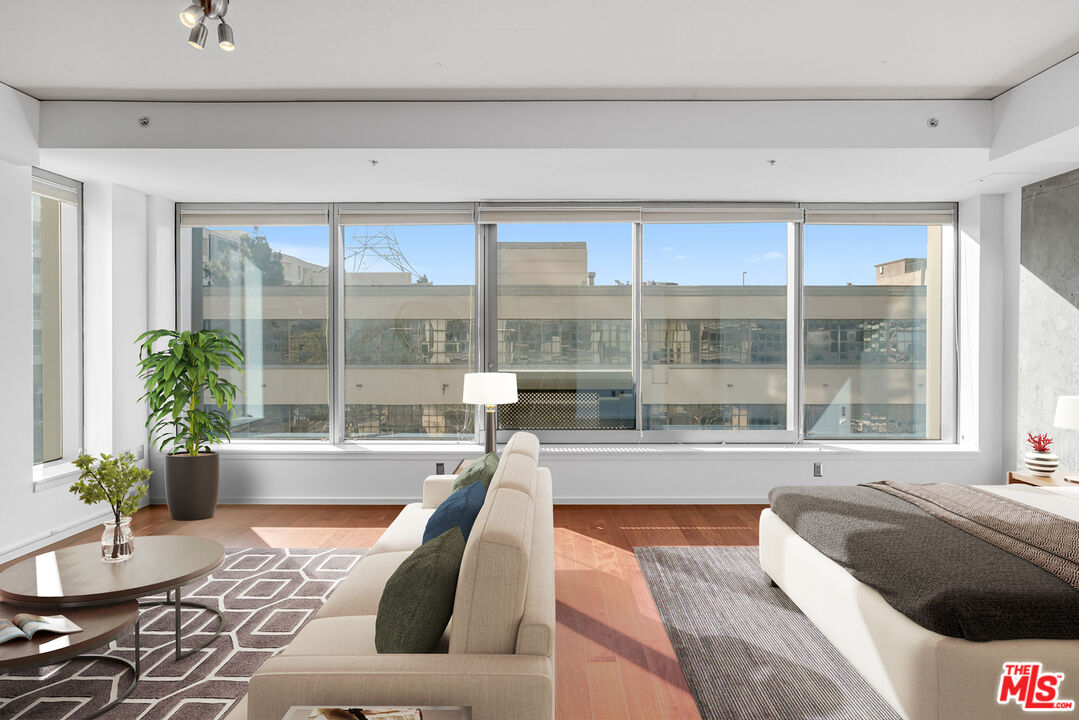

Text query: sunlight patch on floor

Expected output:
[250,526,385,547]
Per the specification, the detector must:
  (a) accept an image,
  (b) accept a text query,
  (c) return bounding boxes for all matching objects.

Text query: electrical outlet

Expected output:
[436,462,445,475]
[813,462,824,478]
[136,444,145,460]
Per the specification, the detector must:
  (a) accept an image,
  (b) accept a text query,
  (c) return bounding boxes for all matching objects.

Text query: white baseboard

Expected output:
[150,494,769,506]
[0,509,114,564]
[552,496,770,504]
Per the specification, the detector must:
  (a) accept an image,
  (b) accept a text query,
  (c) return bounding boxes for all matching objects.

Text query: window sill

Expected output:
[209,440,486,461]
[33,461,82,492]
[204,439,981,461]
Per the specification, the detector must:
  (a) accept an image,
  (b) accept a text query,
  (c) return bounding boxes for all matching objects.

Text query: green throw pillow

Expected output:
[451,452,499,492]
[375,527,465,653]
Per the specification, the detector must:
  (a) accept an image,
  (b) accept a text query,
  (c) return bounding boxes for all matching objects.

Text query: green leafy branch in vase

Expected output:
[70,453,152,559]
[136,329,245,456]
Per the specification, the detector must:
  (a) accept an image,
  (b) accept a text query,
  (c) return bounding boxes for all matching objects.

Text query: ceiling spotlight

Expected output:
[180,0,235,51]
[218,22,235,51]
[188,22,208,50]
[179,3,203,27]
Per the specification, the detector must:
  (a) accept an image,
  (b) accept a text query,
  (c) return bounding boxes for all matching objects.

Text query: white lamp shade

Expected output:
[463,372,518,405]
[1054,396,1079,430]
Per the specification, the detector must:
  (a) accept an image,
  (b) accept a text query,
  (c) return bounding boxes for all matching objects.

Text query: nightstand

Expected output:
[1006,471,1076,487]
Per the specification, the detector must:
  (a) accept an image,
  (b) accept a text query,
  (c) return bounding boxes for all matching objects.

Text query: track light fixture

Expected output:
[188,22,208,49]
[218,22,235,51]
[179,0,235,51]
[179,4,203,28]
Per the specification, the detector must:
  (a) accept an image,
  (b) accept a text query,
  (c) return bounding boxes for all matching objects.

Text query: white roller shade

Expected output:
[179,206,329,227]
[804,208,955,226]
[477,205,641,224]
[338,206,475,226]
[641,207,803,224]
[32,177,80,205]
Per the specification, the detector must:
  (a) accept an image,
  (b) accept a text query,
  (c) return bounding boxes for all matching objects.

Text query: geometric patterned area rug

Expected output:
[0,548,366,720]
[634,546,900,720]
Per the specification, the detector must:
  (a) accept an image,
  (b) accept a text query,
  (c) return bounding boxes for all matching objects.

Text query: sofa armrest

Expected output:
[422,475,458,508]
[247,653,554,720]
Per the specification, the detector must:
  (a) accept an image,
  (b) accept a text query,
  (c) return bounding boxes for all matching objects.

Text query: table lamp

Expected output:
[463,372,518,453]
[1053,395,1079,483]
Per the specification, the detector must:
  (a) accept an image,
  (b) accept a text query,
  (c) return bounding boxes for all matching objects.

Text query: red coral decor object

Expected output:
[1024,433,1059,477]
[1027,432,1054,453]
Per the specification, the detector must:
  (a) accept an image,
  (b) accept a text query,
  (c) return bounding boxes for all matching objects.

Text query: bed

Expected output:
[759,483,1079,720]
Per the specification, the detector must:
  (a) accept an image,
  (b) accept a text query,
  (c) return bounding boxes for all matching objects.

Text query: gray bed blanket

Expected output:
[768,484,1079,641]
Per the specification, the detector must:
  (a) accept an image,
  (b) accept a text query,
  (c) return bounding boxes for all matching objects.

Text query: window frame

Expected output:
[31,167,83,471]
[176,201,958,446]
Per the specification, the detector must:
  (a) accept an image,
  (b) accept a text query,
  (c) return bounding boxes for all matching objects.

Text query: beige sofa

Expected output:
[225,432,555,720]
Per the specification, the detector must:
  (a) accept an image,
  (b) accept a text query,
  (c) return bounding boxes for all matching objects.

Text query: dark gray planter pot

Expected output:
[164,452,219,521]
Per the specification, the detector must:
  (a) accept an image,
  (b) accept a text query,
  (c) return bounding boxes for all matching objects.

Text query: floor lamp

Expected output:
[463,372,518,453]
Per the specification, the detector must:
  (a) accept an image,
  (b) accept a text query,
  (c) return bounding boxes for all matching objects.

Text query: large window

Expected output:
[182,207,331,439]
[32,169,81,465]
[341,221,475,439]
[803,213,951,439]
[495,222,634,431]
[178,203,956,444]
[642,222,789,433]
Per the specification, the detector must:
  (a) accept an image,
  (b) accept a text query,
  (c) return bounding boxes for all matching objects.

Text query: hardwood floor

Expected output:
[12,503,766,720]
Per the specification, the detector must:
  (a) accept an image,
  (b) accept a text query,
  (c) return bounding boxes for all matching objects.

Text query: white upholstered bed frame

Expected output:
[758,484,1079,720]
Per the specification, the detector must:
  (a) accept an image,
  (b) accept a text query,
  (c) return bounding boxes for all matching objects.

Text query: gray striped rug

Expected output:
[635,546,900,720]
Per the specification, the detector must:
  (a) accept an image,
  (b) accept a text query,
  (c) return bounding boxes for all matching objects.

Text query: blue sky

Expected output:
[210,222,930,287]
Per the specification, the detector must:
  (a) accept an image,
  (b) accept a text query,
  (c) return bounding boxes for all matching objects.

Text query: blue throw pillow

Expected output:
[423,480,486,545]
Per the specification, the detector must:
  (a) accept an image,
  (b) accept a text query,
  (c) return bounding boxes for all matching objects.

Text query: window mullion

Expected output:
[330,203,345,445]
[788,220,805,440]
[632,222,644,434]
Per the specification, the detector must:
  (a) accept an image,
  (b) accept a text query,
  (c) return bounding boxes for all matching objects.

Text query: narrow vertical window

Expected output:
[32,170,81,465]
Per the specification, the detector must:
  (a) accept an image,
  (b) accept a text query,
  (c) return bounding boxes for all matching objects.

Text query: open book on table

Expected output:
[309,710,423,720]
[0,614,82,645]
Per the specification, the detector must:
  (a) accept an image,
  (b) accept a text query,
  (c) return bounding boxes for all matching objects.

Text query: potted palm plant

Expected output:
[137,328,244,520]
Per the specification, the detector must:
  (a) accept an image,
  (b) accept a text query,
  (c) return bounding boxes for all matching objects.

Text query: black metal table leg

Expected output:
[138,585,225,660]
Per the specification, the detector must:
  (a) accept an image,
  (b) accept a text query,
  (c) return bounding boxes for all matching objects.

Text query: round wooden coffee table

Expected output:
[0,600,140,719]
[0,536,226,660]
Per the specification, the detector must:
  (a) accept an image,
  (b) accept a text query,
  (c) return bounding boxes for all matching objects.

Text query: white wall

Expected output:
[0,83,172,562]
[0,85,118,560]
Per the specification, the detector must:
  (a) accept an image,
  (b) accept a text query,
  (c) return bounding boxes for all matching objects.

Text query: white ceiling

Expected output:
[5,0,1079,101]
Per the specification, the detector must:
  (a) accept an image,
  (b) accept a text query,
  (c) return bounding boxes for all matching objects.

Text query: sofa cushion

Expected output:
[451,452,499,492]
[283,615,450,658]
[503,431,540,461]
[449,487,534,655]
[488,451,538,497]
[316,550,412,619]
[368,503,435,556]
[423,480,486,545]
[376,527,465,653]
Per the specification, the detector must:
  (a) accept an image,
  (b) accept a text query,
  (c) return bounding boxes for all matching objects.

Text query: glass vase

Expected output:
[101,516,134,563]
